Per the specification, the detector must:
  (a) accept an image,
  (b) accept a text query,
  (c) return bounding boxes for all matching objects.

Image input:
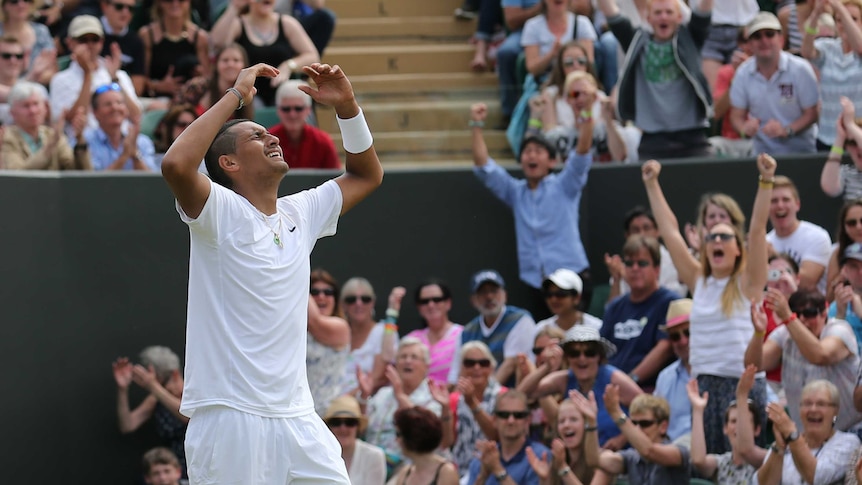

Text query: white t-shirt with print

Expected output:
[767,221,832,293]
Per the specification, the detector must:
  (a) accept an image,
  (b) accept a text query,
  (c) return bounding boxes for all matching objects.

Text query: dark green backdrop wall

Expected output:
[0,155,840,482]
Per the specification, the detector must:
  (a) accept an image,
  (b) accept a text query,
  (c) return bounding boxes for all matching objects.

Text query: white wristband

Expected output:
[337,108,373,154]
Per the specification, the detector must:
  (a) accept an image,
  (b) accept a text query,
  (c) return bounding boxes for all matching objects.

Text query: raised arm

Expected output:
[770,402,819,484]
[470,103,490,167]
[801,0,827,59]
[832,0,862,54]
[734,365,768,466]
[766,288,851,365]
[686,379,718,478]
[822,110,848,197]
[641,160,702,289]
[307,297,350,348]
[742,154,776,300]
[162,63,279,218]
[605,383,683,467]
[745,301,783,371]
[210,0,245,49]
[575,390,625,474]
[112,357,156,433]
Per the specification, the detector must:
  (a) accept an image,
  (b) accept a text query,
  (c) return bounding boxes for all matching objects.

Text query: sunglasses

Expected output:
[463,358,492,368]
[623,259,651,268]
[4,0,33,4]
[417,296,446,305]
[668,328,690,342]
[0,52,23,60]
[564,347,598,359]
[494,410,530,419]
[793,307,822,318]
[328,418,359,428]
[750,30,778,40]
[846,218,862,228]
[631,419,657,428]
[279,106,306,113]
[94,82,121,96]
[705,233,735,243]
[310,288,335,296]
[532,346,546,356]
[562,56,587,68]
[76,35,103,44]
[543,290,573,299]
[344,295,372,304]
[110,1,134,11]
[568,90,586,99]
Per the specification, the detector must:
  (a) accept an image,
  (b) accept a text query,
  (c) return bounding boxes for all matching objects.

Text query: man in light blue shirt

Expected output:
[469,102,593,315]
[654,298,692,443]
[828,242,862,353]
[84,82,156,171]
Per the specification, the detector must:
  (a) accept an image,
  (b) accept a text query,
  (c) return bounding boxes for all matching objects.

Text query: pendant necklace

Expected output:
[258,210,284,248]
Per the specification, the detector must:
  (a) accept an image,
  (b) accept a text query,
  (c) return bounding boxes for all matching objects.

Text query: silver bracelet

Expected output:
[225,87,244,110]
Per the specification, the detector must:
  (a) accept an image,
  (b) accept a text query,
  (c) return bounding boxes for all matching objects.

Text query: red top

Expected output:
[715,64,741,140]
[763,305,782,383]
[269,123,341,170]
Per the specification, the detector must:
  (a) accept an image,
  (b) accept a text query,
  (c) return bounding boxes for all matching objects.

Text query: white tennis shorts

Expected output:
[185,406,349,485]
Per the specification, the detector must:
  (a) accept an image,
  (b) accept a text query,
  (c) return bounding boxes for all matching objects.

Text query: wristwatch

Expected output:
[785,125,796,138]
[614,414,628,426]
[784,430,799,443]
[494,470,508,482]
[628,372,640,384]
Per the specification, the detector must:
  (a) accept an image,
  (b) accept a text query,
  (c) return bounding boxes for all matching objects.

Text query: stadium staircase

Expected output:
[320,0,513,167]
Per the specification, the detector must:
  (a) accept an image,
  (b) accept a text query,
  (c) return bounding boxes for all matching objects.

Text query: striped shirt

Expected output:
[812,37,862,146]
[405,324,463,384]
[839,164,862,201]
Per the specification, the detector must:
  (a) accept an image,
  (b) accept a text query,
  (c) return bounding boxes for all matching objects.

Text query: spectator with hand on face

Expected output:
[1,81,91,170]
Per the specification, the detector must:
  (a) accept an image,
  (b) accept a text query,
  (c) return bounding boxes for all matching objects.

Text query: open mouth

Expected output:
[525,162,538,170]
[267,149,283,159]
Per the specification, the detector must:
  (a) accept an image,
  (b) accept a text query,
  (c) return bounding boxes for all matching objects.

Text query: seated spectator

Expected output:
[153,104,198,165]
[365,338,452,473]
[210,0,319,106]
[569,0,620,90]
[748,288,862,432]
[85,82,157,171]
[755,380,860,484]
[50,15,142,134]
[323,395,386,485]
[730,12,820,156]
[387,407,459,485]
[0,36,25,116]
[708,26,755,159]
[494,0,542,128]
[307,268,349,416]
[699,0,759,94]
[339,279,402,396]
[519,326,642,450]
[0,0,56,85]
[449,341,506,478]
[274,0,336,57]
[269,79,340,170]
[585,386,691,483]
[830,242,862,350]
[112,346,188,475]
[466,390,550,485]
[138,0,210,99]
[687,365,765,484]
[596,0,713,160]
[516,326,565,442]
[1,81,91,170]
[601,235,676,390]
[535,268,602,334]
[802,0,862,152]
[466,0,504,72]
[175,43,254,120]
[654,298,693,443]
[766,176,833,292]
[521,0,596,81]
[405,279,463,385]
[821,97,862,201]
[141,447,183,485]
[471,101,594,317]
[605,206,687,301]
[99,0,147,96]
[446,270,536,388]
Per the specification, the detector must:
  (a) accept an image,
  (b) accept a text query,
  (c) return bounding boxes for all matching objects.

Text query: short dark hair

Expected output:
[311,268,341,316]
[142,447,180,475]
[768,253,799,275]
[725,399,762,430]
[204,119,247,189]
[393,406,443,453]
[788,289,827,312]
[520,134,557,161]
[623,206,657,233]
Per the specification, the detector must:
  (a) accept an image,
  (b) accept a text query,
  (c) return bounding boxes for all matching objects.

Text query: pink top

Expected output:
[406,324,463,384]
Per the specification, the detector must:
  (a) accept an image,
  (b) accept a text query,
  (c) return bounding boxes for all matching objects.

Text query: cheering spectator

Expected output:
[708,26,755,158]
[306,268,349,416]
[269,79,340,170]
[324,395,386,485]
[405,279,463,385]
[99,0,146,96]
[176,43,254,120]
[821,97,862,201]
[85,83,157,171]
[0,0,56,84]
[654,298,693,443]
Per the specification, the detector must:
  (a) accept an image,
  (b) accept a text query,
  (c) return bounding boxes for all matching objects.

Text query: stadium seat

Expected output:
[254,106,279,129]
[140,109,167,138]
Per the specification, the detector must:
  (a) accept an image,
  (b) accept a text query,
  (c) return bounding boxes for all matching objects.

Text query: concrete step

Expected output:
[327,0,464,19]
[331,129,514,161]
[318,98,502,133]
[323,43,475,77]
[330,16,474,45]
[347,72,499,97]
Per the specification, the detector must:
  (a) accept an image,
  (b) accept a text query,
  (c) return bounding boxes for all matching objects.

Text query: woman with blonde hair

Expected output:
[138,0,210,98]
[643,154,776,454]
[685,192,747,259]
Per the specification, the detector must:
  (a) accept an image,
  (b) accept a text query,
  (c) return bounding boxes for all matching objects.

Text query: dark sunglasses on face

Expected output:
[705,232,735,243]
[494,410,530,419]
[846,218,862,228]
[668,329,690,342]
[562,56,588,68]
[76,35,103,44]
[110,2,134,11]
[750,30,778,40]
[532,346,546,356]
[794,307,822,318]
[328,418,359,428]
[543,289,573,299]
[310,288,335,296]
[623,259,651,268]
[344,295,373,304]
[632,419,657,428]
[564,347,598,359]
[417,296,446,305]
[0,52,23,60]
[4,0,33,5]
[463,358,492,368]
[279,105,306,113]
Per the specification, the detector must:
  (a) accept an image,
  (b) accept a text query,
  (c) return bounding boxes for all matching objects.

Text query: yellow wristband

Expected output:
[805,25,818,35]
[831,146,845,156]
